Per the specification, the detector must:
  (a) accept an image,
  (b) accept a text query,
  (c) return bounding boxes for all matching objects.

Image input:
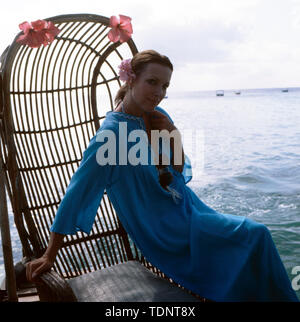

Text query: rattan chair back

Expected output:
[0,13,145,280]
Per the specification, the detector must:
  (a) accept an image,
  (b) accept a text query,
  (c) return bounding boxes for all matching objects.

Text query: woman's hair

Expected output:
[115,50,174,189]
[114,50,173,105]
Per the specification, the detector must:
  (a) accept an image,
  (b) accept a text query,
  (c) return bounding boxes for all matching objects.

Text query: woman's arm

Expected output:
[26,232,65,282]
[148,110,185,173]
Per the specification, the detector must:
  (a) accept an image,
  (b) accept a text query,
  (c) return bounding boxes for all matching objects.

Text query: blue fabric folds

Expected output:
[51,106,299,302]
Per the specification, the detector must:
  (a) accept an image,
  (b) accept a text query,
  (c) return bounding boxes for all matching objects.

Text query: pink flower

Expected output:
[118,59,136,82]
[16,19,61,48]
[108,15,133,43]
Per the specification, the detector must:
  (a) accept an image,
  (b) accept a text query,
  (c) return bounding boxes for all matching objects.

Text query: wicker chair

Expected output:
[0,13,203,302]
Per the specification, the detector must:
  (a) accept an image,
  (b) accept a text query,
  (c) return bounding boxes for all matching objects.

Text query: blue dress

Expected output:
[51,107,299,302]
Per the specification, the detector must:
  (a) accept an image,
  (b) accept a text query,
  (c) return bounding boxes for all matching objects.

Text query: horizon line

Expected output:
[168,86,300,93]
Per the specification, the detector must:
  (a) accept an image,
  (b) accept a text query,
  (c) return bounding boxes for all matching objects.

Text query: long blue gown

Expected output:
[51,107,299,302]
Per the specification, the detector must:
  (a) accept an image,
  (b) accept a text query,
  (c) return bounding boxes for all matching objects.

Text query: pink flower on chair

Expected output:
[108,15,133,43]
[16,19,61,48]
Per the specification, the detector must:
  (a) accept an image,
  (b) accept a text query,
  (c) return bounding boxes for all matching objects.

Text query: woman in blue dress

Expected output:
[26,50,299,302]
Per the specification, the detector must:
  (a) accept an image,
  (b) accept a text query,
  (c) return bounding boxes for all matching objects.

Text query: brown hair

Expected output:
[114,50,173,105]
[114,50,174,189]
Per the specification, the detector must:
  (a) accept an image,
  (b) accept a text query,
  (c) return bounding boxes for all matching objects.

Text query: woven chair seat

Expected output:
[67,261,200,302]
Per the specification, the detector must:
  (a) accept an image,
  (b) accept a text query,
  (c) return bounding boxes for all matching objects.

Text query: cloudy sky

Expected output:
[1,0,300,91]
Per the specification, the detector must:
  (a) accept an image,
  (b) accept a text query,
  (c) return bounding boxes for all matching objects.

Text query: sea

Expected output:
[0,87,300,300]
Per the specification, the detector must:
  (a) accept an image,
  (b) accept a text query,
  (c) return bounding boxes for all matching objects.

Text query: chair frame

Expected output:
[0,13,204,302]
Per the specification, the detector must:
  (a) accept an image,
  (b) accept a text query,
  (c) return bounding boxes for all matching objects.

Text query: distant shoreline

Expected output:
[167,87,300,98]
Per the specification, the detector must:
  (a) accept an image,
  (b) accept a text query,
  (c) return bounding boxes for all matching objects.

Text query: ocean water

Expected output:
[1,87,300,299]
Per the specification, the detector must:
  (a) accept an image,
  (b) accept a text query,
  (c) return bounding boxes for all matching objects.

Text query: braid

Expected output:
[158,166,173,190]
[114,50,174,190]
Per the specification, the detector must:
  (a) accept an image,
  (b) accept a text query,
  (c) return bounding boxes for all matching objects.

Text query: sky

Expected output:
[1,0,300,92]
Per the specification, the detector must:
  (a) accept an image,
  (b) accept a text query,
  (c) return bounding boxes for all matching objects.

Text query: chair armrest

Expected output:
[35,270,77,302]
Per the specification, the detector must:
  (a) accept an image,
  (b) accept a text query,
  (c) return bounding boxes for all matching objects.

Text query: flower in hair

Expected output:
[118,59,136,82]
[16,19,61,48]
[108,15,133,43]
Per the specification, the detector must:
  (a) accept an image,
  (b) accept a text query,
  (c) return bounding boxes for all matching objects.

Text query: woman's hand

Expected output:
[26,255,54,282]
[147,110,185,173]
[147,110,176,132]
[25,232,65,282]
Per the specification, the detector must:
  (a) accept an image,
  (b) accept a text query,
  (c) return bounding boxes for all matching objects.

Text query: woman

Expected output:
[26,50,299,302]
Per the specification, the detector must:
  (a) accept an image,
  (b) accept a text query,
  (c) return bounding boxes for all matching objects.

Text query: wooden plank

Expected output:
[18,294,40,302]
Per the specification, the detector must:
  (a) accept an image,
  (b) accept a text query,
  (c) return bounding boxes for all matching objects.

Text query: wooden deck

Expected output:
[1,287,40,302]
[17,287,40,302]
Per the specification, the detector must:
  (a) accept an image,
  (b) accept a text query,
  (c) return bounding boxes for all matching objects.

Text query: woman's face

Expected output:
[130,62,172,113]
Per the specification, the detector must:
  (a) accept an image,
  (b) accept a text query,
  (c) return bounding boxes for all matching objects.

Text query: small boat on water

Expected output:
[235,91,241,95]
[282,88,288,93]
[216,90,224,96]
